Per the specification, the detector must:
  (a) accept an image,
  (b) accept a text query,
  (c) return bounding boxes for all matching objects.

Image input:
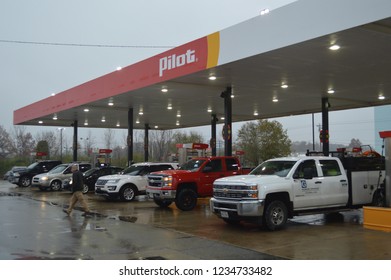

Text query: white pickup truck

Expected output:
[210,155,385,231]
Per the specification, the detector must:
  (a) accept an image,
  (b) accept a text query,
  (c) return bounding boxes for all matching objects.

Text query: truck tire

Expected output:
[20,176,31,187]
[263,200,288,231]
[175,188,197,211]
[50,180,62,191]
[154,199,172,208]
[120,185,137,201]
[372,189,385,207]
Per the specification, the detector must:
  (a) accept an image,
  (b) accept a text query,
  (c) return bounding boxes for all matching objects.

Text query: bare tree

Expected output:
[104,128,115,149]
[9,126,36,158]
[81,130,96,156]
[0,125,12,158]
[149,130,174,161]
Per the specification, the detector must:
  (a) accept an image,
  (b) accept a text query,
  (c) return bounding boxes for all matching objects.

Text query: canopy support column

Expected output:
[127,108,133,166]
[221,87,232,156]
[144,124,149,162]
[211,114,218,156]
[72,120,78,162]
[321,97,330,156]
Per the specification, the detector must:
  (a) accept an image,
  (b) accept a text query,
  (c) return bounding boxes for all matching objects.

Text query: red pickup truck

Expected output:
[146,156,251,211]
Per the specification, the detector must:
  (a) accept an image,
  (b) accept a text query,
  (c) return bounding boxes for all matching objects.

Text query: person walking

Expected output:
[63,164,92,216]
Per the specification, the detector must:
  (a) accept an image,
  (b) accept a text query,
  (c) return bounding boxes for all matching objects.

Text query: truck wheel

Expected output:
[82,184,89,194]
[20,176,31,187]
[175,189,197,211]
[372,189,385,207]
[263,200,288,231]
[50,180,62,191]
[154,199,172,208]
[120,185,137,201]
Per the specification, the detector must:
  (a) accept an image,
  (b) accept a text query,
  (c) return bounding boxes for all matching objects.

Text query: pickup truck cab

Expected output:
[210,155,384,231]
[147,156,250,211]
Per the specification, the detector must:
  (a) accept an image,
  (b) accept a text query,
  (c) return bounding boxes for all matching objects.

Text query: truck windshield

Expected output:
[250,160,296,177]
[179,159,206,172]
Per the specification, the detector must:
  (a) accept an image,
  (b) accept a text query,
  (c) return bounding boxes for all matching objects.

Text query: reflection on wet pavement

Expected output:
[1,181,391,260]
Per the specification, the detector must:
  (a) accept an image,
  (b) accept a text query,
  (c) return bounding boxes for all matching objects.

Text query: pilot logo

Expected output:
[301,180,307,189]
[159,49,196,77]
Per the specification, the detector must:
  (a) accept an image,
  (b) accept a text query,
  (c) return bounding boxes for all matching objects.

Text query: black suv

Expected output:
[9,160,62,187]
[63,166,124,193]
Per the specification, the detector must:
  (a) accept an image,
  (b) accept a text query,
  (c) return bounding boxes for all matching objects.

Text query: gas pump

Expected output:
[176,143,209,165]
[93,149,112,167]
[363,131,391,232]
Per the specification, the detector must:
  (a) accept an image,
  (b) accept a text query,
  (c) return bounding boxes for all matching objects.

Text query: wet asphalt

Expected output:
[0,185,280,260]
[1,180,391,260]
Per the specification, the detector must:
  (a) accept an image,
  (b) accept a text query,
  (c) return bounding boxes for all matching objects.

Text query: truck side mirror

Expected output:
[303,167,313,180]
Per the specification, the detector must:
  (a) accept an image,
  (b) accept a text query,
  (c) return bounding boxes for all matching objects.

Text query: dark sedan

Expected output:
[64,166,123,194]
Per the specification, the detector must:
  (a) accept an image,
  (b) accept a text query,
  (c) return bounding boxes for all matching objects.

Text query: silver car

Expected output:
[32,163,91,191]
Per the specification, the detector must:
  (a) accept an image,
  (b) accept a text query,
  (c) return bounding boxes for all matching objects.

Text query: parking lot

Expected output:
[1,180,391,260]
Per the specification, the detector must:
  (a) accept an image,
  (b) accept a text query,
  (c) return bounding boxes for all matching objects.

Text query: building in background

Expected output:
[374,105,391,152]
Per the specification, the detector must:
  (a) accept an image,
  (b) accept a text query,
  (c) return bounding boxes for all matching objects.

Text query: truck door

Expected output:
[318,159,348,207]
[292,159,323,209]
[199,159,224,196]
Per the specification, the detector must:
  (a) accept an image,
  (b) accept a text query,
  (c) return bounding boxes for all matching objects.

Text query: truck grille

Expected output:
[213,184,257,200]
[147,175,164,187]
[96,179,109,185]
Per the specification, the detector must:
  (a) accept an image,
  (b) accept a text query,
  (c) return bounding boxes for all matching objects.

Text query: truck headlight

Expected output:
[162,176,173,187]
[107,179,120,184]
[248,184,258,198]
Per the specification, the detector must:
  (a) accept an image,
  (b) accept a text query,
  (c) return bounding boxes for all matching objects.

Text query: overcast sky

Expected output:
[0,0,376,149]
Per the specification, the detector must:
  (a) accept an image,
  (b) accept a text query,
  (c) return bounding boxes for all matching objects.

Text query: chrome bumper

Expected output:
[210,198,265,217]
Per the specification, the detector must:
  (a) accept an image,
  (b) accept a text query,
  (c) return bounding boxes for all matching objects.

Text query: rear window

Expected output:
[225,158,239,171]
[319,160,342,176]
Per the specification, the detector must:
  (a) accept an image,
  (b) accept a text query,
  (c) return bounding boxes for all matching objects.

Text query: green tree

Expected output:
[236,120,291,166]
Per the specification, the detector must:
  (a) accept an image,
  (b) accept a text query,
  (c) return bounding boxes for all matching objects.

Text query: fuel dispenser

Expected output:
[363,131,391,232]
[92,148,112,167]
[176,143,209,165]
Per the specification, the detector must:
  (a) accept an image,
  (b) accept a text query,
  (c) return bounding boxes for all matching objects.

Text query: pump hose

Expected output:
[374,139,385,206]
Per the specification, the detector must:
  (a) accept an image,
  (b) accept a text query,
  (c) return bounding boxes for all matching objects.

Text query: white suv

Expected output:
[95,162,178,201]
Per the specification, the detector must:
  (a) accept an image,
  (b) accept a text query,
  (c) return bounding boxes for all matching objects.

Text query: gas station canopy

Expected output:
[13,0,391,131]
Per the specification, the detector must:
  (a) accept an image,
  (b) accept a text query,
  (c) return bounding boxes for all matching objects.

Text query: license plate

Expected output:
[220,211,229,218]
